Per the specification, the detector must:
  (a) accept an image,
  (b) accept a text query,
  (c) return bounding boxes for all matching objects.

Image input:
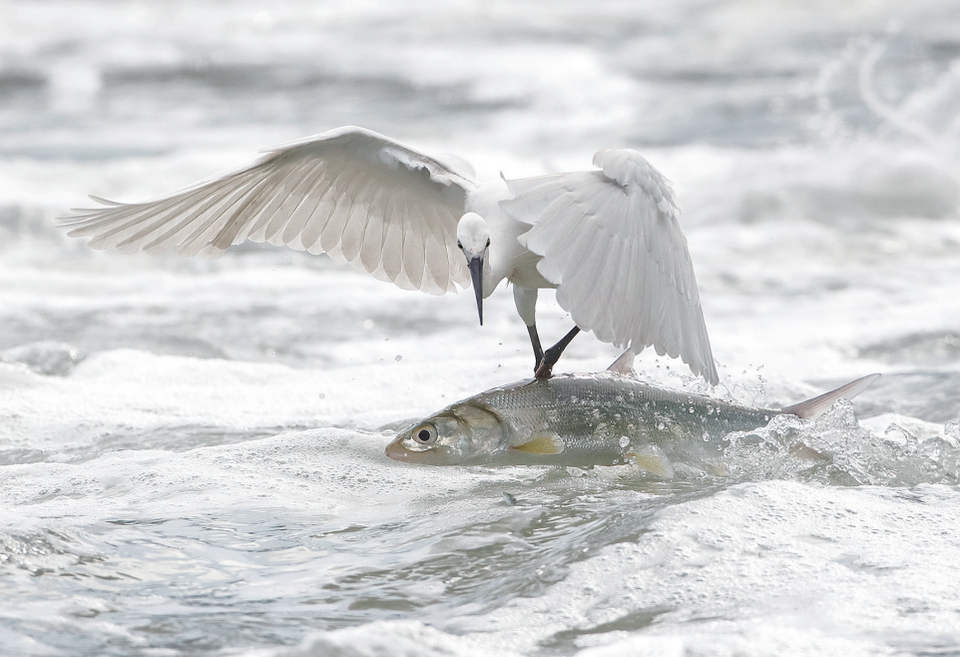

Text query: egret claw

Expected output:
[534,326,581,379]
[534,359,555,379]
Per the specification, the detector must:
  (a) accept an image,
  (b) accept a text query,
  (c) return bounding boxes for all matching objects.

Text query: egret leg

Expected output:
[513,286,544,373]
[535,326,581,379]
[526,324,544,371]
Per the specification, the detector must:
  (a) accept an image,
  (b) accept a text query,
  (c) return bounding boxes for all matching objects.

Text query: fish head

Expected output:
[386,402,506,465]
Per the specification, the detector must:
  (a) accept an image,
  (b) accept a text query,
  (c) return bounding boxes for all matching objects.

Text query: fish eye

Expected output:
[413,424,437,444]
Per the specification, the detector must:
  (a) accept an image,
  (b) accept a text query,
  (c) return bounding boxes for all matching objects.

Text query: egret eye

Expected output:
[413,424,438,444]
[457,241,463,250]
[485,238,490,247]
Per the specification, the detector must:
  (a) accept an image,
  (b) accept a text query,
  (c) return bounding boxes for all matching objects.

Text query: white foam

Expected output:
[251,620,521,657]
[455,480,960,655]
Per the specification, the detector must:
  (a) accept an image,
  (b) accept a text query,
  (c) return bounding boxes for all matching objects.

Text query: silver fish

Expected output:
[385,357,879,469]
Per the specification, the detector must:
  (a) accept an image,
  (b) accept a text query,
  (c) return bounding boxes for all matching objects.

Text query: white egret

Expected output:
[61,126,718,383]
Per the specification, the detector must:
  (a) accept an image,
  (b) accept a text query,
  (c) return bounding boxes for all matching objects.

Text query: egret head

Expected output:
[456,212,490,325]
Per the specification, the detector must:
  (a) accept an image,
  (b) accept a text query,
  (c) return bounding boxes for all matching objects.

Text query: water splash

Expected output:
[723,401,960,487]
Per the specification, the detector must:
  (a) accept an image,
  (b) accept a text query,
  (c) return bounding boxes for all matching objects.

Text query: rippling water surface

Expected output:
[2,1,960,655]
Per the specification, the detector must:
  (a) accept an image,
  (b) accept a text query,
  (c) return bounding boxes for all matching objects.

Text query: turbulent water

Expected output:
[2,1,960,655]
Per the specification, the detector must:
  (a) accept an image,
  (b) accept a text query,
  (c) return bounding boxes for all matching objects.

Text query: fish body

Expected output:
[385,371,879,468]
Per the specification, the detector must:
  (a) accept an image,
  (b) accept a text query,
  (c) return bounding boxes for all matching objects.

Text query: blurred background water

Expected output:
[2,1,960,655]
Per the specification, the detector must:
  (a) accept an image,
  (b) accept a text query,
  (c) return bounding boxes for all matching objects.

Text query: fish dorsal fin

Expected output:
[607,349,636,376]
[510,432,564,455]
[780,373,881,420]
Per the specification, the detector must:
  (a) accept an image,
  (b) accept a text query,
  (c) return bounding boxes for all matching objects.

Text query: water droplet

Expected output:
[395,355,402,362]
[619,436,630,448]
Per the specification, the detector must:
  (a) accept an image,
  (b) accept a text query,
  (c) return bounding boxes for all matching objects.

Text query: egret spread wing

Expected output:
[503,149,718,384]
[62,126,475,294]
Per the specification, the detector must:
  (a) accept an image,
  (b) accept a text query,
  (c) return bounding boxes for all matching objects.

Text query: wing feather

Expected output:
[613,232,639,342]
[432,202,458,291]
[400,197,426,291]
[504,149,718,384]
[380,202,405,287]
[339,201,368,263]
[186,181,278,256]
[213,174,283,249]
[143,192,234,254]
[590,225,624,337]
[280,164,329,247]
[526,189,589,282]
[298,183,333,253]
[356,185,386,273]
[61,126,475,294]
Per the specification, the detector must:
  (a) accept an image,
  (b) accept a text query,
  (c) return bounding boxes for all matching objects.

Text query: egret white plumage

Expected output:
[61,126,718,384]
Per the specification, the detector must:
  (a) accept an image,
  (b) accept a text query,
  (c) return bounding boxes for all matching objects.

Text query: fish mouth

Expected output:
[384,440,410,461]
[384,436,449,465]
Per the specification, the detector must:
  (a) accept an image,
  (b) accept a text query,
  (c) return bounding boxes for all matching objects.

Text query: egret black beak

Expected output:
[468,256,484,325]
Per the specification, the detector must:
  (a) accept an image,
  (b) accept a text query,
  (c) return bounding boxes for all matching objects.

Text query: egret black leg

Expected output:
[535,326,581,379]
[526,324,544,372]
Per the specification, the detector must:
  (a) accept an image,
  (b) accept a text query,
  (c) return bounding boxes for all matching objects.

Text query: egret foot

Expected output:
[534,326,581,379]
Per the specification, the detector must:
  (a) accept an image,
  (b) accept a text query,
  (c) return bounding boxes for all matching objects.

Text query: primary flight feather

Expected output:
[62,125,719,384]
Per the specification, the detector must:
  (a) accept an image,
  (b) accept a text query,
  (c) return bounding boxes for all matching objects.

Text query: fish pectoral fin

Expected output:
[624,445,675,479]
[510,432,565,455]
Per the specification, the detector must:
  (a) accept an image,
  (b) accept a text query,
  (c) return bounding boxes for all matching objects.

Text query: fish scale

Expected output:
[386,371,879,469]
[464,374,775,466]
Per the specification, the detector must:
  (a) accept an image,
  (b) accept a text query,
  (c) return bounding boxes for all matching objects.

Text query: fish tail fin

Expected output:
[781,373,881,419]
[607,349,636,376]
